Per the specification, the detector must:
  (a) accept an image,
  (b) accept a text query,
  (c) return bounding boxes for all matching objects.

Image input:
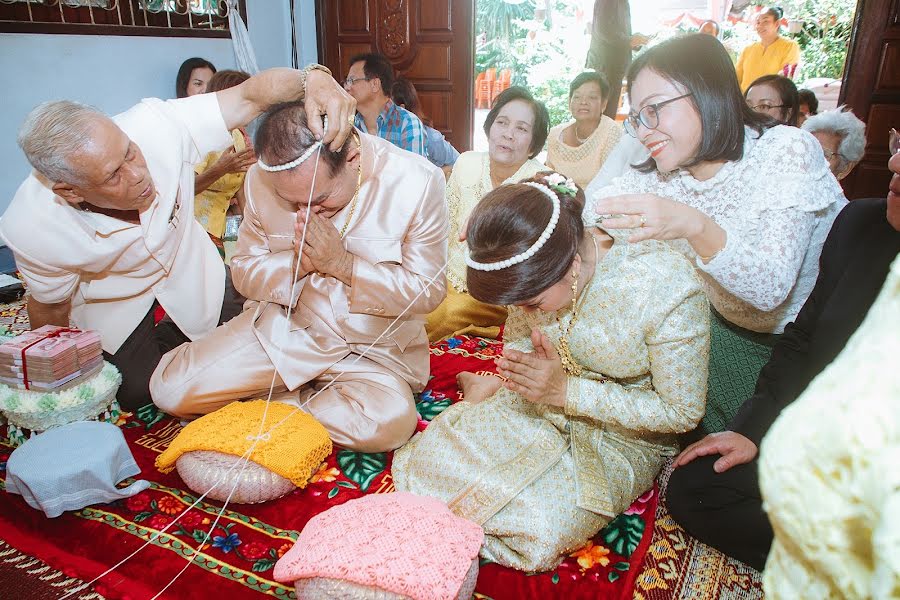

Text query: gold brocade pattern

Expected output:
[394,236,710,572]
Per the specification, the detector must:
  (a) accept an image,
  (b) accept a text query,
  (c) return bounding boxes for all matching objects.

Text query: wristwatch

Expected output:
[300,64,332,99]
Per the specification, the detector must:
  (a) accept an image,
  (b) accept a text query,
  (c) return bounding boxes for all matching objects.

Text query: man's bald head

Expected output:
[255,101,349,176]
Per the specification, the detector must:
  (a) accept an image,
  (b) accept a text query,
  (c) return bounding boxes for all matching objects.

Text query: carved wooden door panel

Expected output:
[316,0,475,152]
[840,0,900,199]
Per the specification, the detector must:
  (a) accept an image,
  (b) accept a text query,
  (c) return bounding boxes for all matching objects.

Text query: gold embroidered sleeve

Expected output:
[502,306,537,354]
[564,278,709,433]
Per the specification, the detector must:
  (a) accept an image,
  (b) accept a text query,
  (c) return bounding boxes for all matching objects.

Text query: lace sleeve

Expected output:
[700,205,818,311]
[698,129,845,312]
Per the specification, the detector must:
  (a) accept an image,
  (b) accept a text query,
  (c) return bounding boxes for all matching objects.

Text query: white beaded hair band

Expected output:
[257,116,327,172]
[465,181,561,272]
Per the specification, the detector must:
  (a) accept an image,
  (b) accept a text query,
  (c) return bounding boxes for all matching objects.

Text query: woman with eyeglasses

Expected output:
[592,34,846,434]
[801,106,866,181]
[745,74,800,126]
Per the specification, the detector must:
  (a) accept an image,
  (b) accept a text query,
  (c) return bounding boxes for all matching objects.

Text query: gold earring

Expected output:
[571,269,579,307]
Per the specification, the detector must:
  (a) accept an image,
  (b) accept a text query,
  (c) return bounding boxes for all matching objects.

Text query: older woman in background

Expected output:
[801,107,866,180]
[547,72,622,189]
[746,74,800,126]
[425,86,548,342]
[175,57,216,98]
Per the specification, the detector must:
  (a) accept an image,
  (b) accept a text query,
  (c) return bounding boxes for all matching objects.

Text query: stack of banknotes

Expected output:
[0,326,103,391]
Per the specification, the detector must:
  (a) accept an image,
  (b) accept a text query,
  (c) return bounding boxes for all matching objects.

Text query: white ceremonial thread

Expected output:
[261,256,449,433]
[60,144,326,600]
[257,116,328,173]
[62,135,452,599]
[148,145,325,599]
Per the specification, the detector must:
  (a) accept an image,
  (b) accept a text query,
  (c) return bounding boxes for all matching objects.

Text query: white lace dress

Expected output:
[590,125,847,334]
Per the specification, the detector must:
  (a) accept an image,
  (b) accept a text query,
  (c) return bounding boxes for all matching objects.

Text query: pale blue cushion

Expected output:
[5,421,149,518]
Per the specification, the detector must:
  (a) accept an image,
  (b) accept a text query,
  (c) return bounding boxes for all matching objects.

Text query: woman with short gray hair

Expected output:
[801,106,866,180]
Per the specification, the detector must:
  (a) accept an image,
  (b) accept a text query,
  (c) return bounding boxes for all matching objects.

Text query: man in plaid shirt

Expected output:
[346,53,427,157]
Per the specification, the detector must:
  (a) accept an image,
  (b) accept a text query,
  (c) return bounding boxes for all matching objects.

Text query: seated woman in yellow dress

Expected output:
[546,72,622,189]
[193,69,257,257]
[395,173,710,572]
[425,86,548,342]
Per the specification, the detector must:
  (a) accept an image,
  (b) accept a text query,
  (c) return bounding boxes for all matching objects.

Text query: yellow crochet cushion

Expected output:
[156,400,332,488]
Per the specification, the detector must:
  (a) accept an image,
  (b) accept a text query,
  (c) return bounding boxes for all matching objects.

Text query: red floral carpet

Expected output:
[0,335,657,600]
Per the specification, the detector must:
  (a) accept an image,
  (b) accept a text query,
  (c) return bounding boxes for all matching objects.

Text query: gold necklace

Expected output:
[555,234,600,377]
[574,122,593,144]
[338,135,363,239]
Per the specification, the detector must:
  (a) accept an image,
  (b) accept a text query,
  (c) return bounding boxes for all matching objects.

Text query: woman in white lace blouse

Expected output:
[592,34,846,432]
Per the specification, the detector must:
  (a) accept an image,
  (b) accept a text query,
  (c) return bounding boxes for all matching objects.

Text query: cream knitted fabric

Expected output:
[273,492,484,600]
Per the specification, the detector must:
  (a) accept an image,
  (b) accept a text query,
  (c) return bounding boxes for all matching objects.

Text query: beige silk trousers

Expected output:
[150,309,418,453]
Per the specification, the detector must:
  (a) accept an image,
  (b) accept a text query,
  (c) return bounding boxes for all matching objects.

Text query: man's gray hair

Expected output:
[17,100,105,184]
[801,105,867,163]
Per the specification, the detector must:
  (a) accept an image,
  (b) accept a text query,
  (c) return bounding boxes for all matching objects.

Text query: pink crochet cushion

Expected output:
[273,492,484,600]
[293,558,479,600]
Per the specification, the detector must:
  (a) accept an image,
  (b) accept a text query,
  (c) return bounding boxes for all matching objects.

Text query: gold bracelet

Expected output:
[299,64,332,99]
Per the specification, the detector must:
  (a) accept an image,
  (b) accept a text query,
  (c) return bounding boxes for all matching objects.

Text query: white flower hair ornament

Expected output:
[543,173,577,198]
[465,181,561,272]
[257,116,328,172]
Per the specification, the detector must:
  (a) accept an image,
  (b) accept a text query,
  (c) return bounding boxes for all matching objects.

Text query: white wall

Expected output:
[0,0,319,219]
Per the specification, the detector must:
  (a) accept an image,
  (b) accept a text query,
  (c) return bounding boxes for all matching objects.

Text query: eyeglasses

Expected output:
[343,75,372,89]
[822,148,845,162]
[890,128,900,156]
[624,93,693,137]
[747,101,785,111]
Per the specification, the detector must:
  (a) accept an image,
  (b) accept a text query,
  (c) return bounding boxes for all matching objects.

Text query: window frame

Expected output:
[0,0,248,38]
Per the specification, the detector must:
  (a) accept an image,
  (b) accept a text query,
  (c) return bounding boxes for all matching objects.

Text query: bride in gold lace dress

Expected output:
[393,173,710,572]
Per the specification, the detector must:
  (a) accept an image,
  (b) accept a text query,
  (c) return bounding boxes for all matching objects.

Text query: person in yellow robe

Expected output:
[194,70,257,256]
[425,87,548,342]
[735,7,800,92]
[394,173,709,572]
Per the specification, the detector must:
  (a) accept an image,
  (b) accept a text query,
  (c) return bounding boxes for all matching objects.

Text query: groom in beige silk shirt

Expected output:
[151,101,448,453]
[1,66,354,410]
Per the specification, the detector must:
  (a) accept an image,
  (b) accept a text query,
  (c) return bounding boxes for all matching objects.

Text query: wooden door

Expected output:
[840,0,900,199]
[316,0,475,152]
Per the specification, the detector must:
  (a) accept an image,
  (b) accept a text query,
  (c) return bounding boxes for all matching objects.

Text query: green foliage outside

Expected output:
[647,0,856,82]
[776,0,856,80]
[475,0,855,134]
[475,0,585,128]
[475,0,535,47]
